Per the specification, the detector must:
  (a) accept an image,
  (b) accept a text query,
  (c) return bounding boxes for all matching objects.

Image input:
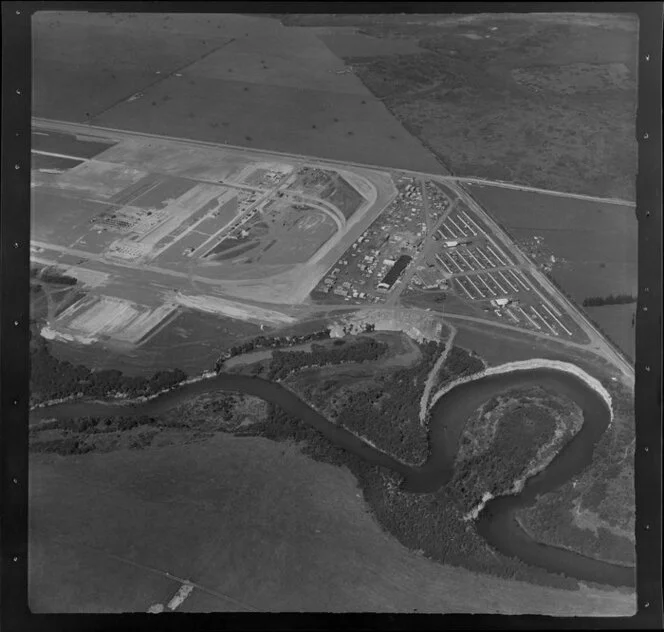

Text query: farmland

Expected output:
[29,120,397,348]
[282,13,638,200]
[27,10,639,617]
[33,11,442,173]
[466,184,636,359]
[29,432,633,614]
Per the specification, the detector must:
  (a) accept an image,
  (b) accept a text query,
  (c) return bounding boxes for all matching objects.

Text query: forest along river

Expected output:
[31,368,634,588]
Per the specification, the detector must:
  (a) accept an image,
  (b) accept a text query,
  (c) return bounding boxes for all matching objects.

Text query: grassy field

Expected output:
[466,183,636,358]
[585,304,635,361]
[34,12,441,173]
[450,320,634,563]
[29,423,633,614]
[47,308,263,377]
[297,13,637,199]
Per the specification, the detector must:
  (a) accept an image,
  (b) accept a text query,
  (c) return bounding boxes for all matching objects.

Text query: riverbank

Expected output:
[30,362,634,589]
[429,358,613,423]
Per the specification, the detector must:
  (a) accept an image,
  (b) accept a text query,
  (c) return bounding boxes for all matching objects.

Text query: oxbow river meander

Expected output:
[31,368,635,588]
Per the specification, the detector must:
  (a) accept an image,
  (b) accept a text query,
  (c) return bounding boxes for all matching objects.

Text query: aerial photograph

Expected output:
[28,10,638,615]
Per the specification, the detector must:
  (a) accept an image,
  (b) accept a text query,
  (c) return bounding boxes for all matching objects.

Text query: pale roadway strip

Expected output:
[475,247,496,268]
[31,149,88,161]
[33,118,636,207]
[486,243,509,267]
[455,249,476,273]
[476,273,496,296]
[419,323,457,425]
[464,248,486,270]
[490,271,510,294]
[518,305,541,330]
[446,253,465,273]
[435,254,453,275]
[455,278,475,300]
[541,302,573,336]
[30,240,295,318]
[452,180,634,381]
[532,306,557,335]
[441,222,458,239]
[508,268,531,291]
[34,119,635,378]
[188,189,274,258]
[457,210,484,238]
[496,269,519,293]
[459,210,513,266]
[320,304,634,383]
[505,307,520,323]
[456,213,477,236]
[464,274,486,298]
[447,216,468,238]
[454,176,636,207]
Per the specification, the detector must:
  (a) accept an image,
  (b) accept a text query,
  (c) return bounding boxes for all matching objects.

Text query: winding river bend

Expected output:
[31,368,635,588]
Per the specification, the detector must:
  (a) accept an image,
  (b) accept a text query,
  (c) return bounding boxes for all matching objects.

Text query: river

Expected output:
[30,368,635,588]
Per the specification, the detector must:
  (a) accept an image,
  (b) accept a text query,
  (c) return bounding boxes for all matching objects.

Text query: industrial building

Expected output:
[377,255,413,290]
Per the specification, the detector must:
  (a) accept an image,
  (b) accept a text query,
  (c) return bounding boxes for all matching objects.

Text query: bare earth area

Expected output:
[29,434,634,615]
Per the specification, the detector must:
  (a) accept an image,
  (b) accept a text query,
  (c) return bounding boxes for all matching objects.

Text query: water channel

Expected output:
[31,368,635,588]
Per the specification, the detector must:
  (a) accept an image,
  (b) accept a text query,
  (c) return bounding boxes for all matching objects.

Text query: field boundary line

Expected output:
[87,37,237,123]
[46,533,260,612]
[32,118,636,207]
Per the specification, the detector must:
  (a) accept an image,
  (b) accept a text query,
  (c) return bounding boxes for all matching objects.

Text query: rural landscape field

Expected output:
[29,10,638,616]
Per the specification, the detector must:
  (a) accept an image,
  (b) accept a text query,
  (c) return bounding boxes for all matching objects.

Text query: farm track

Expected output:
[31,119,635,382]
[419,323,457,425]
[33,118,635,207]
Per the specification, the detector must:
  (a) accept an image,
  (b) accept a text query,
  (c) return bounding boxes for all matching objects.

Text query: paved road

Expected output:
[32,118,636,208]
[450,182,634,383]
[31,118,634,381]
[385,185,458,307]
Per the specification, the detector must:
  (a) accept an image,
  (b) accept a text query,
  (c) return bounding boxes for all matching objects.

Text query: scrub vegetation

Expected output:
[515,379,635,566]
[284,14,637,199]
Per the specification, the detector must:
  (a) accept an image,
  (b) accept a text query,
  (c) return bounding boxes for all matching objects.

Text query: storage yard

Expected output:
[311,175,581,342]
[30,121,391,346]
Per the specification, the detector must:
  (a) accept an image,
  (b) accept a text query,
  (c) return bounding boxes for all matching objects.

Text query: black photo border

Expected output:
[2,2,662,630]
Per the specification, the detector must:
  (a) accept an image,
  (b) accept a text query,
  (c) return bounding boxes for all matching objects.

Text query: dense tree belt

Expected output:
[215,329,331,370]
[268,338,389,381]
[236,401,577,590]
[582,294,637,307]
[29,326,187,405]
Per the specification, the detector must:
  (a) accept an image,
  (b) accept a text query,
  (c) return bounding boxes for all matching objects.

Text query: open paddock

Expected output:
[129,176,197,210]
[30,189,112,247]
[550,262,637,304]
[48,161,148,200]
[91,76,442,174]
[32,12,233,122]
[31,130,116,159]
[468,185,636,263]
[211,242,261,262]
[49,294,179,346]
[192,200,241,239]
[175,294,295,326]
[93,138,251,185]
[584,304,635,361]
[316,29,426,58]
[258,208,337,265]
[32,153,85,172]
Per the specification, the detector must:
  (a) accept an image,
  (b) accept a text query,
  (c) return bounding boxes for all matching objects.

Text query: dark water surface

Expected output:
[31,368,635,587]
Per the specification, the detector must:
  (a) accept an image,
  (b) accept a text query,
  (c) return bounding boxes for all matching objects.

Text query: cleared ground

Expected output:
[310,13,637,200]
[46,308,263,377]
[466,183,636,358]
[33,12,441,174]
[29,434,634,614]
